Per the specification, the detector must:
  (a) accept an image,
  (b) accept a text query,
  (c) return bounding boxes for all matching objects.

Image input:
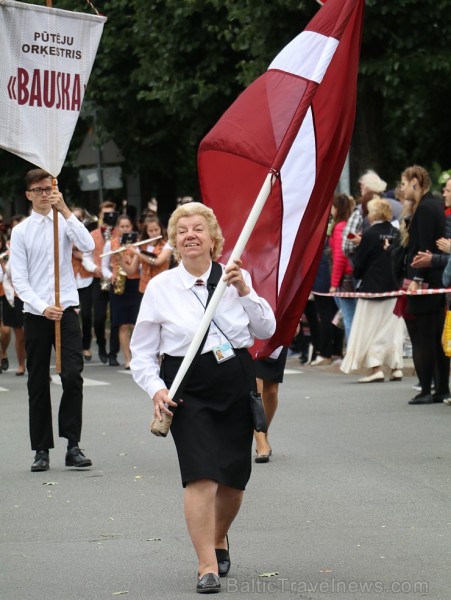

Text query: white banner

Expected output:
[0,0,106,176]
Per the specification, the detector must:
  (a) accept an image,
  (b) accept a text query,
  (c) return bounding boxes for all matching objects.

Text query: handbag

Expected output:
[233,352,267,433]
[150,262,223,437]
[442,310,451,357]
[249,391,268,433]
[337,274,355,293]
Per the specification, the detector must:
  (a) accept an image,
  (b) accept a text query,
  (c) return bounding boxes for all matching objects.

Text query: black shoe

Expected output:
[108,355,120,367]
[432,393,451,403]
[408,393,433,405]
[196,573,221,594]
[255,448,272,464]
[31,450,49,472]
[65,447,92,468]
[215,536,231,577]
[1,357,9,371]
[98,346,108,364]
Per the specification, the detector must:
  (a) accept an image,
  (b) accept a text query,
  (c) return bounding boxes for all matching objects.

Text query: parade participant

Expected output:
[82,201,120,366]
[0,215,27,375]
[0,228,11,372]
[102,214,142,369]
[124,215,173,293]
[253,346,289,463]
[9,169,95,472]
[130,202,275,593]
[71,209,94,362]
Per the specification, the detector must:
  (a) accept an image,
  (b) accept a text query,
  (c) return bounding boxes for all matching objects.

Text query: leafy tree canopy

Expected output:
[1,0,450,214]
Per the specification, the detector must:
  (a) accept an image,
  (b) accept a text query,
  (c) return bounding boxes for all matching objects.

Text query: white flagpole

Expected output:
[168,171,276,399]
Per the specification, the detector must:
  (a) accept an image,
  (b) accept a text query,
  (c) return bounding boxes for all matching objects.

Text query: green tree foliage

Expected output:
[1,0,451,214]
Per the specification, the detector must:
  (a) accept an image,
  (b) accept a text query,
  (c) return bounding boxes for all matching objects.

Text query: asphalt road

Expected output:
[1,354,450,599]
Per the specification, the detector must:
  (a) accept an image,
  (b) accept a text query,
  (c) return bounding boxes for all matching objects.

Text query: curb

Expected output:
[286,355,416,378]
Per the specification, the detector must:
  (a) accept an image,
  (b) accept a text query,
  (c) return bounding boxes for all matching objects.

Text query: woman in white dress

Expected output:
[340,198,404,383]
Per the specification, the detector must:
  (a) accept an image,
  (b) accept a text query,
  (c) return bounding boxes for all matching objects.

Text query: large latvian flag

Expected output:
[198,0,364,358]
[0,0,106,176]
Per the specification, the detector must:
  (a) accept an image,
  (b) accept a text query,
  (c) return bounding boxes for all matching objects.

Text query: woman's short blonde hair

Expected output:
[167,202,224,263]
[367,198,392,222]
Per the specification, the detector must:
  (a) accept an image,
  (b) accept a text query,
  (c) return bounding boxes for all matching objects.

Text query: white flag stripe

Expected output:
[279,108,316,292]
[269,31,338,83]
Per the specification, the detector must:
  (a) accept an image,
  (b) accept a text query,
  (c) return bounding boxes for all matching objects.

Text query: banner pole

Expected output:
[52,180,61,374]
[45,0,61,373]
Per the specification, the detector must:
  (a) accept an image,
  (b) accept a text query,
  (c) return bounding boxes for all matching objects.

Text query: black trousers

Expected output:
[91,278,119,356]
[24,310,84,451]
[314,294,344,358]
[78,283,93,351]
[405,310,450,396]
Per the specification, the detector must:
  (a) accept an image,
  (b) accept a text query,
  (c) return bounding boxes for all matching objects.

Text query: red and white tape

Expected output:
[313,288,451,299]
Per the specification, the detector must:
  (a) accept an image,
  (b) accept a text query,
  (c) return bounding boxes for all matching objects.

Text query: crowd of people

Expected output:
[299,167,451,407]
[3,164,451,593]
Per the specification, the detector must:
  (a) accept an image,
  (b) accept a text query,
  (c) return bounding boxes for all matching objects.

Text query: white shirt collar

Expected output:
[30,208,53,222]
[178,261,212,289]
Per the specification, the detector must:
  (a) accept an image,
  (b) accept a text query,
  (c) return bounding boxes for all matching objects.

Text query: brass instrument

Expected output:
[100,276,111,292]
[113,265,127,295]
[82,209,99,231]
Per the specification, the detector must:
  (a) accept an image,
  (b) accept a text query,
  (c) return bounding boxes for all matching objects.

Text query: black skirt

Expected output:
[2,296,24,328]
[161,349,255,490]
[109,278,142,326]
[254,346,288,383]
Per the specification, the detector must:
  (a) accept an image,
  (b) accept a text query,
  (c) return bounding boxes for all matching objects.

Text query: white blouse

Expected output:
[130,261,276,399]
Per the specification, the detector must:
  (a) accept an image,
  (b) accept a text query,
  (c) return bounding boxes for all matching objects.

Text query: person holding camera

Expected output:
[340,198,404,383]
[130,202,275,593]
[102,214,142,370]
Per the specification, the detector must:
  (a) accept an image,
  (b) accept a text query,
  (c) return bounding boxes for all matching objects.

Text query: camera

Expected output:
[103,211,119,227]
[121,232,138,245]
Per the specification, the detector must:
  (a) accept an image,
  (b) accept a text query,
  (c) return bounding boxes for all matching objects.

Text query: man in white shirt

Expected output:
[9,169,95,472]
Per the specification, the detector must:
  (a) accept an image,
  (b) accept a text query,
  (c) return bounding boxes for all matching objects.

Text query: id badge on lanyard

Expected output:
[212,341,236,364]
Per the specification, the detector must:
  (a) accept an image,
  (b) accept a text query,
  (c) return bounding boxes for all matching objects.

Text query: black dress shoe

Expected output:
[215,534,230,577]
[98,346,108,364]
[1,357,9,371]
[408,393,433,405]
[196,573,220,594]
[432,392,451,403]
[108,355,120,367]
[255,448,272,464]
[65,447,92,468]
[215,549,231,577]
[31,450,49,472]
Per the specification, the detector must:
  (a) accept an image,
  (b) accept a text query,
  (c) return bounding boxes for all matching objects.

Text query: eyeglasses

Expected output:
[29,187,53,195]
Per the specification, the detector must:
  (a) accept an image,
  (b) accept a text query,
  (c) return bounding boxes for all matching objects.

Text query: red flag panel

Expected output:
[198,0,365,357]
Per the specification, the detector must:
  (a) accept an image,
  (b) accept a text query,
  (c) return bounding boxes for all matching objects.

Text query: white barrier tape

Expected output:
[313,288,451,299]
